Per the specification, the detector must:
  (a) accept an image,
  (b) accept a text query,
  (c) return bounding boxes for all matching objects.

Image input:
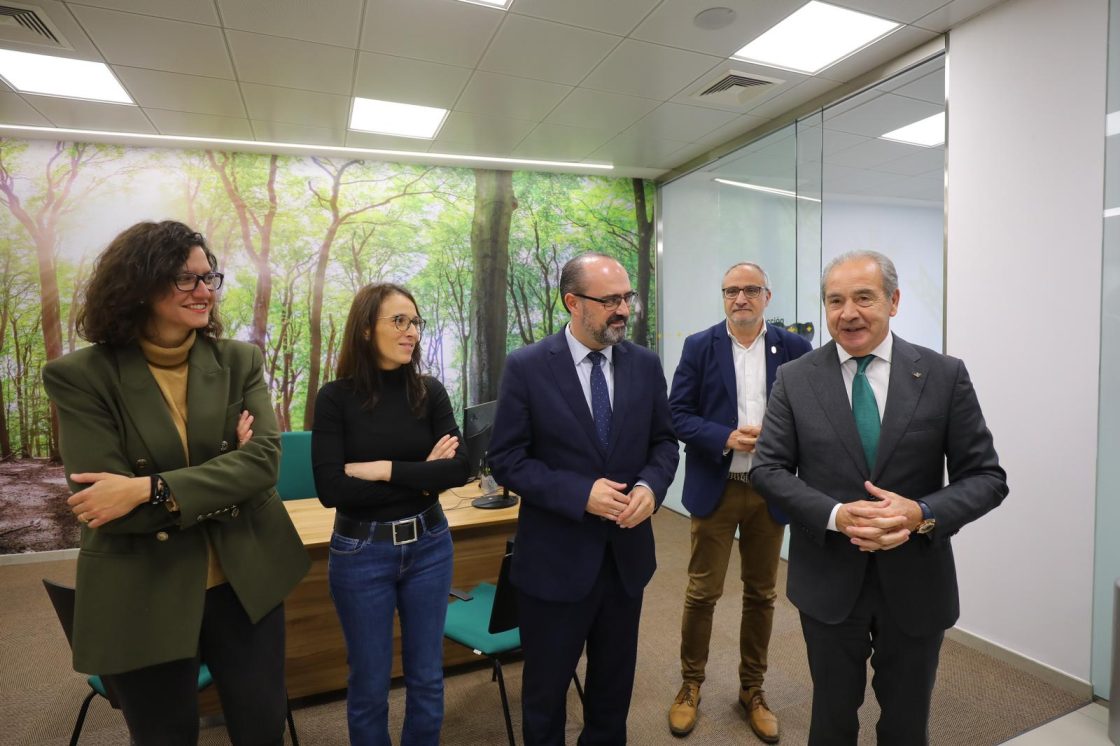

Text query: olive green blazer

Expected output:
[42,337,310,675]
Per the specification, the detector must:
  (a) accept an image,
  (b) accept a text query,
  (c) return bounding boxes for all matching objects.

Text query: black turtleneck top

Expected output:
[311,368,469,522]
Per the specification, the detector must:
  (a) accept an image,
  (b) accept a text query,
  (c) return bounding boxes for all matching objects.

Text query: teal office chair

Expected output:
[42,580,299,745]
[444,546,583,746]
[277,430,316,501]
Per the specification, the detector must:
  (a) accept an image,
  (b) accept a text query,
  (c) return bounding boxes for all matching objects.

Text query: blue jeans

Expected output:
[328,513,453,746]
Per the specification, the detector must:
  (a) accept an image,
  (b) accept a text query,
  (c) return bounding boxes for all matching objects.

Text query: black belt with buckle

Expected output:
[727,471,751,484]
[333,503,445,546]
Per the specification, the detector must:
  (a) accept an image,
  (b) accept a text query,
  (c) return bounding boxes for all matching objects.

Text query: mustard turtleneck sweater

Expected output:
[138,332,226,589]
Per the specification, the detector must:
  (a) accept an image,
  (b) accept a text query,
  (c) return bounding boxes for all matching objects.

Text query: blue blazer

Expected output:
[488,331,680,603]
[669,322,811,522]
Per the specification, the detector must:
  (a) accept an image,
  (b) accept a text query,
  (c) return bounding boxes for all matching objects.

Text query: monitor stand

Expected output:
[471,478,519,510]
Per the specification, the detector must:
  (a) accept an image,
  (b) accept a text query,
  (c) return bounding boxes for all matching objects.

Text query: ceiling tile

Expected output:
[632,0,803,57]
[24,96,156,132]
[67,0,220,25]
[251,119,345,145]
[69,5,235,78]
[509,0,660,36]
[344,130,435,151]
[513,122,615,160]
[742,77,843,120]
[478,14,619,85]
[112,66,247,118]
[359,0,504,68]
[431,111,536,151]
[217,0,364,46]
[588,131,691,166]
[545,89,658,134]
[625,103,742,143]
[912,0,1005,32]
[145,108,254,139]
[226,31,355,95]
[582,40,724,101]
[829,0,947,24]
[814,26,939,83]
[354,52,471,109]
[454,71,571,120]
[240,83,350,128]
[825,92,942,138]
[0,92,52,126]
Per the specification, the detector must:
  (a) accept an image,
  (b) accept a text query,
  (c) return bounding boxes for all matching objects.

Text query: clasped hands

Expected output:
[726,424,761,453]
[586,478,654,529]
[837,481,924,553]
[345,434,460,482]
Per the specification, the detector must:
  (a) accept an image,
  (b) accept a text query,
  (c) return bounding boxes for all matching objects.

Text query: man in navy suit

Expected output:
[666,262,811,742]
[751,251,1007,745]
[488,252,679,745]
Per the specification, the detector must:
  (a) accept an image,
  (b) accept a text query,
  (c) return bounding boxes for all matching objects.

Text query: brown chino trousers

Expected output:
[680,479,785,690]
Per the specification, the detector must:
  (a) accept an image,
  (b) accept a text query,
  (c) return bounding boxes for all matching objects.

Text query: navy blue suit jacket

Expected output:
[488,331,679,603]
[669,322,811,522]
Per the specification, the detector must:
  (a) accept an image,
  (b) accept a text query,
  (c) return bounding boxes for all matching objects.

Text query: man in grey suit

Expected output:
[750,251,1007,745]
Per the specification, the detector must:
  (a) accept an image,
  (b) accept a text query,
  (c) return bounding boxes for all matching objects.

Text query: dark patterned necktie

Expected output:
[587,351,612,449]
[852,355,880,469]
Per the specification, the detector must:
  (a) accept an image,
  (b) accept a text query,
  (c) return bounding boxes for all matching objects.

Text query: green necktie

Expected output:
[852,355,880,469]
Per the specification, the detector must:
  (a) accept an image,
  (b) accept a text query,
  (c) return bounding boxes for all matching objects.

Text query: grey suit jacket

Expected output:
[750,335,1007,635]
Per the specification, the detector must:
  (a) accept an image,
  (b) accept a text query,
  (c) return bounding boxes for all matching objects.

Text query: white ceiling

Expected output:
[0,0,999,179]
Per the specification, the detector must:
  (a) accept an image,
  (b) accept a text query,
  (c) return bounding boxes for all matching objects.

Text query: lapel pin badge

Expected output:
[770,345,777,354]
[912,372,922,379]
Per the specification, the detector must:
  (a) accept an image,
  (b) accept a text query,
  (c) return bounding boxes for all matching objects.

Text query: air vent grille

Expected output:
[699,74,773,97]
[0,3,72,50]
[691,69,785,109]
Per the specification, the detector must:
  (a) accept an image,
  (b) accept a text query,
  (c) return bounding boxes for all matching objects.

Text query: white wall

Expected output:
[946,0,1106,683]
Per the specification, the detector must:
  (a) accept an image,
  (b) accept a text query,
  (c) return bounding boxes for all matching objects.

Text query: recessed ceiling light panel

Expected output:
[349,97,449,139]
[713,177,821,202]
[0,49,133,104]
[880,112,945,147]
[454,0,511,8]
[731,1,900,75]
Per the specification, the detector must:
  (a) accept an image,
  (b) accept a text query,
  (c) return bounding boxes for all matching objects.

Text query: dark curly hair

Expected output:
[335,283,427,417]
[76,221,223,347]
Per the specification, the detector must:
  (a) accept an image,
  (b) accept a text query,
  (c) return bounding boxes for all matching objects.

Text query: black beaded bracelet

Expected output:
[149,475,172,506]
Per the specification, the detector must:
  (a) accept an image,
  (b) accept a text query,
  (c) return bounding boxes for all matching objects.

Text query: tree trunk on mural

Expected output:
[206,152,279,353]
[632,178,653,349]
[0,142,119,461]
[469,169,514,404]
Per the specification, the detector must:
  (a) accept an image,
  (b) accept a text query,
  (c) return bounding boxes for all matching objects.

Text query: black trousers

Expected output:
[799,556,944,746]
[101,583,288,746]
[516,545,644,746]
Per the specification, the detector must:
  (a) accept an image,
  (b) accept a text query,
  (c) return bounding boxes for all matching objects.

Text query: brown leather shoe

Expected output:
[740,688,780,743]
[668,682,701,736]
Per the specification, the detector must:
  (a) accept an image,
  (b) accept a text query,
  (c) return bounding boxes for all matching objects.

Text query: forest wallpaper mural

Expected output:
[0,138,656,554]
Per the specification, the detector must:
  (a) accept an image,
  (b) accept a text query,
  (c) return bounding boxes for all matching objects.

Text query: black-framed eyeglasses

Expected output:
[379,314,426,334]
[722,285,768,300]
[174,272,224,292]
[573,291,639,311]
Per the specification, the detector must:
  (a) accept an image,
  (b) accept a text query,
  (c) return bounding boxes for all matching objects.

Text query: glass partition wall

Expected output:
[659,53,946,515]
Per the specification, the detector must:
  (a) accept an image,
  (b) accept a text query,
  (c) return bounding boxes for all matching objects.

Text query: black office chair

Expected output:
[444,542,584,746]
[41,579,299,745]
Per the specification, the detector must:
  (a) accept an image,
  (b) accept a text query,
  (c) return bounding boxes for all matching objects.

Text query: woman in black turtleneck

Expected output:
[311,282,469,746]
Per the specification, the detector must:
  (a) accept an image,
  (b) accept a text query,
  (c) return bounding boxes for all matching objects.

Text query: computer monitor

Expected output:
[461,400,518,510]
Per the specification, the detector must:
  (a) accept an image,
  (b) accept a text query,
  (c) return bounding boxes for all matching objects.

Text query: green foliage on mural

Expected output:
[0,138,656,458]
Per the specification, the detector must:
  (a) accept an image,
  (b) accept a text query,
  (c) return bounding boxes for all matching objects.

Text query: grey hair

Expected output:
[723,262,770,289]
[820,251,898,298]
[559,252,618,314]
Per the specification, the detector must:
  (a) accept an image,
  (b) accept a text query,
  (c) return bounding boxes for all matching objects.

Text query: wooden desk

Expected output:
[281,485,518,700]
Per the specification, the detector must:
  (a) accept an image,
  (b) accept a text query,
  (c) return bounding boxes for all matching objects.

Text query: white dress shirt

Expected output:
[827,332,894,531]
[729,322,768,474]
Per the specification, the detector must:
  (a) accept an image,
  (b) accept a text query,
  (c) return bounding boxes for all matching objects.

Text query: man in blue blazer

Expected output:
[489,252,679,745]
[667,262,811,742]
[751,252,1007,745]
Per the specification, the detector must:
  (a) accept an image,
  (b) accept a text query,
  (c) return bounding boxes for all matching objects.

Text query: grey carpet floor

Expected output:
[1,509,1086,744]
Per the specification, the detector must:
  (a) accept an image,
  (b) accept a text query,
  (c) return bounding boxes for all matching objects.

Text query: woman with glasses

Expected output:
[311,282,469,746]
[41,220,310,745]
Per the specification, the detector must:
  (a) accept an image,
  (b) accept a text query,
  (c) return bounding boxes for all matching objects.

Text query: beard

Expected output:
[584,312,628,346]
